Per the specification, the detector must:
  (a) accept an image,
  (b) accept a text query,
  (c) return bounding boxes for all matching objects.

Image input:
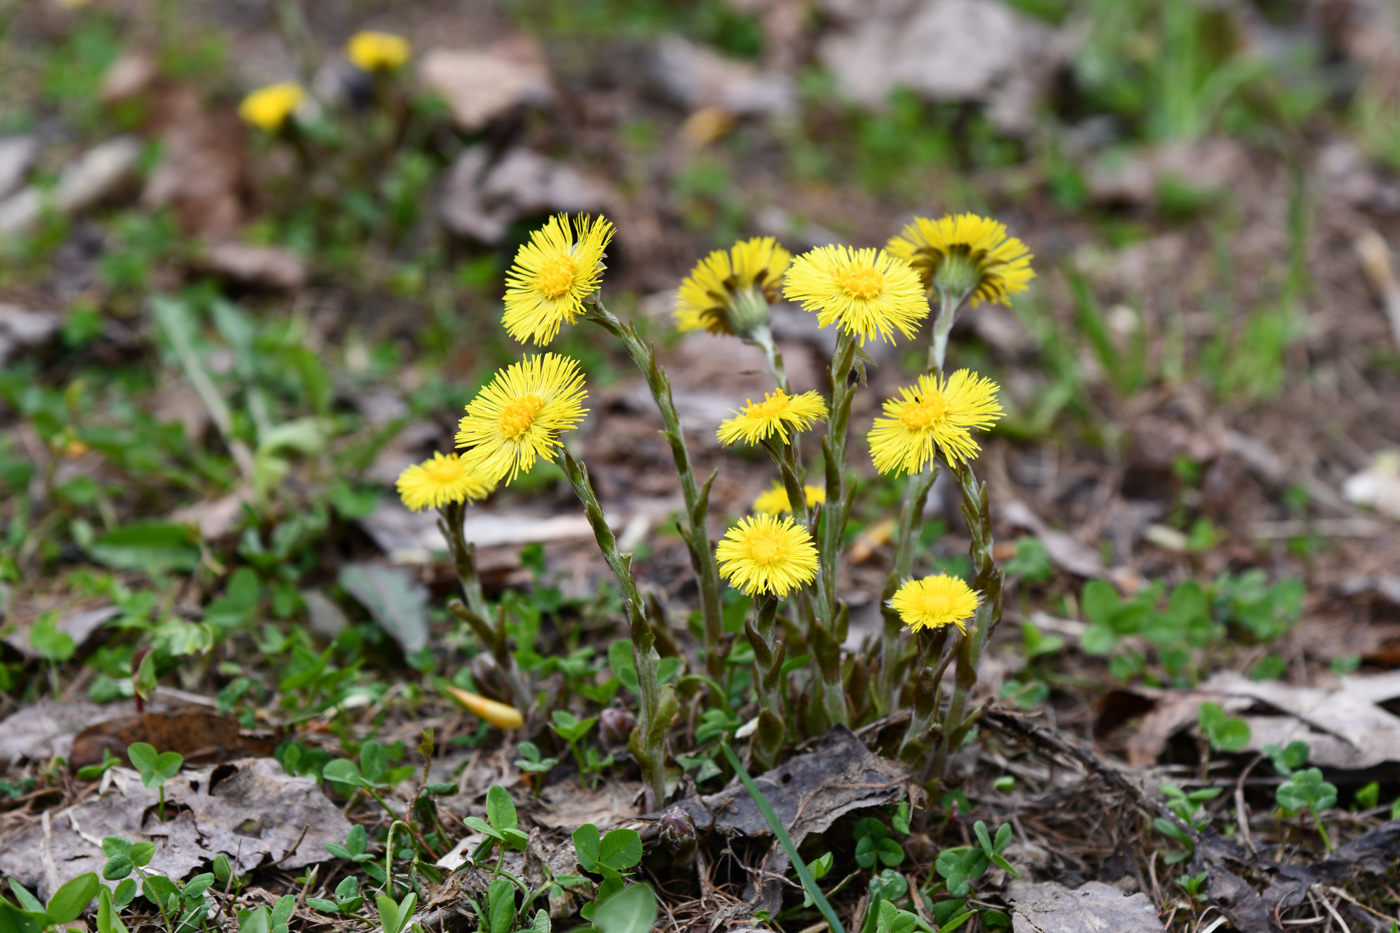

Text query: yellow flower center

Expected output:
[534,254,577,299]
[498,394,546,438]
[747,530,785,564]
[424,459,464,484]
[835,264,884,300]
[916,591,954,617]
[900,393,950,431]
[748,394,790,419]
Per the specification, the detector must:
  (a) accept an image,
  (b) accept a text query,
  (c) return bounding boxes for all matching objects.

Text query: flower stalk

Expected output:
[584,298,726,682]
[745,594,785,770]
[560,448,675,810]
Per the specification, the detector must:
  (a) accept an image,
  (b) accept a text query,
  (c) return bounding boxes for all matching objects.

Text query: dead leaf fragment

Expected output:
[440,146,616,244]
[69,709,278,770]
[1343,451,1400,519]
[200,241,308,289]
[1008,880,1166,933]
[652,35,795,116]
[0,758,350,900]
[418,38,553,132]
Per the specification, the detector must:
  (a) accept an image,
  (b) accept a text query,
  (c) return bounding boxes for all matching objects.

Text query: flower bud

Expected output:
[659,807,697,870]
[599,707,635,745]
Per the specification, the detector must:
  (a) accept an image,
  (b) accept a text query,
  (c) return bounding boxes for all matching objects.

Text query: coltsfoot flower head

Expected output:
[868,369,1003,474]
[782,245,928,345]
[396,452,495,511]
[717,389,827,447]
[347,31,412,72]
[455,354,589,484]
[238,83,305,132]
[675,237,790,338]
[716,514,819,597]
[886,213,1034,306]
[753,482,826,516]
[503,214,615,346]
[891,574,979,634]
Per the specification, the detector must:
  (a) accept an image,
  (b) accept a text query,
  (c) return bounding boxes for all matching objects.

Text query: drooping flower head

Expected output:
[238,83,305,133]
[346,31,413,72]
[715,514,819,597]
[886,214,1034,306]
[396,452,496,511]
[782,245,928,345]
[868,369,1002,475]
[891,574,979,634]
[753,482,826,516]
[455,354,589,484]
[502,214,615,346]
[674,237,790,338]
[717,389,827,447]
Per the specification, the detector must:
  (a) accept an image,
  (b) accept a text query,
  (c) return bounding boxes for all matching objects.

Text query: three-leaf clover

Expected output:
[853,818,905,869]
[571,823,643,919]
[1197,702,1250,753]
[1277,767,1338,852]
[127,742,183,822]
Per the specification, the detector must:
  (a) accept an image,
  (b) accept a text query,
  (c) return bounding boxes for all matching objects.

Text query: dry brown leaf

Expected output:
[1008,880,1166,933]
[69,709,279,770]
[418,37,553,132]
[0,758,350,900]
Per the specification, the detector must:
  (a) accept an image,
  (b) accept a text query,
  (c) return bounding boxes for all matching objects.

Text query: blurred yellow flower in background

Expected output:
[503,214,615,346]
[753,482,825,516]
[238,82,305,132]
[347,31,412,72]
[782,245,928,345]
[891,574,979,633]
[716,514,819,597]
[886,213,1034,306]
[717,389,827,447]
[395,452,495,511]
[868,369,1003,475]
[455,354,589,484]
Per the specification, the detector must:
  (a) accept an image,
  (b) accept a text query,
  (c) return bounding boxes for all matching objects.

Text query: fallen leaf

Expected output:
[651,35,795,116]
[2,604,119,660]
[418,37,553,132]
[1343,450,1400,520]
[535,780,642,830]
[99,53,158,104]
[0,701,116,763]
[141,90,246,239]
[69,709,278,770]
[199,241,307,289]
[1007,880,1166,933]
[339,562,430,654]
[440,146,616,244]
[358,501,601,563]
[0,137,142,235]
[0,758,351,900]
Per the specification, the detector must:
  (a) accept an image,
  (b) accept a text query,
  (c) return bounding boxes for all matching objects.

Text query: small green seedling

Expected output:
[464,785,529,877]
[572,822,644,919]
[549,711,612,787]
[3,872,100,930]
[374,889,417,933]
[306,876,366,915]
[1153,783,1221,863]
[1176,870,1208,902]
[1197,702,1250,753]
[1355,781,1380,811]
[325,825,386,883]
[854,818,905,869]
[1276,767,1337,853]
[1264,740,1309,777]
[514,740,559,785]
[126,742,184,822]
[77,749,121,781]
[935,821,1019,898]
[235,895,293,933]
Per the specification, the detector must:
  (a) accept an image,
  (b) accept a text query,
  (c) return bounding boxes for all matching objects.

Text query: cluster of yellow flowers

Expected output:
[396,207,1033,637]
[238,30,413,133]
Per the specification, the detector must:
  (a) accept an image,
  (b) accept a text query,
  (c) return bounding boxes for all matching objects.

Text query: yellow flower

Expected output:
[675,237,790,336]
[886,214,1034,306]
[238,83,305,132]
[782,245,928,345]
[753,483,826,516]
[347,31,412,72]
[717,389,828,447]
[502,214,615,346]
[443,685,523,729]
[868,369,1002,475]
[891,574,979,634]
[716,514,819,597]
[455,354,589,484]
[395,452,495,512]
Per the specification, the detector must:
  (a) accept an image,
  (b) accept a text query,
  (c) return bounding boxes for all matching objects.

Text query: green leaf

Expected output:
[129,841,154,868]
[486,784,517,833]
[599,828,643,870]
[1215,718,1251,752]
[1080,623,1117,656]
[1081,580,1120,626]
[501,828,530,851]
[374,895,400,933]
[321,759,366,789]
[486,878,514,933]
[360,741,388,785]
[465,815,502,841]
[608,640,639,695]
[591,884,658,933]
[337,563,429,655]
[572,823,601,871]
[96,886,128,933]
[126,743,158,774]
[153,751,183,779]
[86,521,201,572]
[45,872,99,925]
[7,884,42,915]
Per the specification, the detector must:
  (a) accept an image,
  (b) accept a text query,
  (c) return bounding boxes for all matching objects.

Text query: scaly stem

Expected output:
[875,468,938,713]
[562,449,673,810]
[440,503,532,714]
[745,595,785,771]
[926,289,968,376]
[929,459,1004,783]
[584,299,725,683]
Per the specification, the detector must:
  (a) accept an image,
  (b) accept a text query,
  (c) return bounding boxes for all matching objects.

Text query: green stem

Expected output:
[561,449,673,810]
[926,289,965,375]
[929,460,1004,783]
[1309,804,1333,853]
[875,468,938,713]
[585,300,725,683]
[744,594,785,771]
